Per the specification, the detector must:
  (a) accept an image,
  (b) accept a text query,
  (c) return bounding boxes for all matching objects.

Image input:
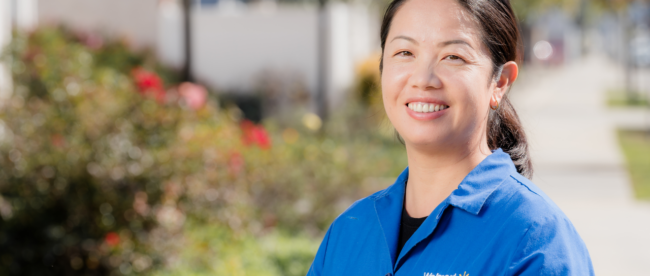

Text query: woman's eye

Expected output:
[444,55,463,61]
[396,51,413,57]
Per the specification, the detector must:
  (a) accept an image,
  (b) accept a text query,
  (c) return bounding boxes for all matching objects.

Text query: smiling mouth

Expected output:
[407,102,449,113]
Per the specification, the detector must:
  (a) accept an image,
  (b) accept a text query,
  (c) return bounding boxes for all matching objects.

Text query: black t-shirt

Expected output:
[396,202,428,258]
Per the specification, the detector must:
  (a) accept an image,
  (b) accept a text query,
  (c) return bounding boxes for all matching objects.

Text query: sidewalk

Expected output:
[511,55,650,275]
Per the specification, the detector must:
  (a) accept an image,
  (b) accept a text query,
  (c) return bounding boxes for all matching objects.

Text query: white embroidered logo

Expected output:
[424,272,469,276]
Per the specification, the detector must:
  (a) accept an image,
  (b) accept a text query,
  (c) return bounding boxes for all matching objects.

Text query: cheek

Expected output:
[445,66,489,99]
[381,63,411,112]
[438,67,491,123]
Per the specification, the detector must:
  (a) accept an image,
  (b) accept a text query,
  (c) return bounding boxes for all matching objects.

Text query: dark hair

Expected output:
[379,0,533,178]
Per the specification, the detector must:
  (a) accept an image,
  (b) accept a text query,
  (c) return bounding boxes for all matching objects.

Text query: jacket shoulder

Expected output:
[500,175,594,274]
[332,187,387,222]
[493,173,574,230]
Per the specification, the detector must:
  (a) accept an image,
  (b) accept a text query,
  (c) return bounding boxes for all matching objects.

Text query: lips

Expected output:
[404,100,449,120]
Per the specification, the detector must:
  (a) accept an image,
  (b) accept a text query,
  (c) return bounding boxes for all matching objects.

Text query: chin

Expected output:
[401,131,452,150]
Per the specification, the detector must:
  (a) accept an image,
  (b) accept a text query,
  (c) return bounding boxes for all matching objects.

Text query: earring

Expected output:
[490,101,499,111]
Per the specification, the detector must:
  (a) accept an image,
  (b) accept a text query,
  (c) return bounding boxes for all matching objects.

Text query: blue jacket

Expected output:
[308,149,594,276]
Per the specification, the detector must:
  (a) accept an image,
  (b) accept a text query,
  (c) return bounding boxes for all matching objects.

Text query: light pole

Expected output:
[316,0,329,122]
[181,0,194,82]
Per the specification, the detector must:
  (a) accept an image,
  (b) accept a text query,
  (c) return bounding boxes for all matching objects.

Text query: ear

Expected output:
[491,61,518,106]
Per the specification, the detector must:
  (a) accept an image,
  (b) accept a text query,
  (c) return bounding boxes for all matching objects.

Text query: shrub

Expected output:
[0,27,407,276]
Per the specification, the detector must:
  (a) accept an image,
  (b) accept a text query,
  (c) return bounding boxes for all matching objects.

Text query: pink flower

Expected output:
[75,31,104,50]
[133,192,149,216]
[51,134,65,148]
[229,152,244,175]
[178,82,207,110]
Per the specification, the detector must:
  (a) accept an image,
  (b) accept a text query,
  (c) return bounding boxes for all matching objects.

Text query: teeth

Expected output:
[407,102,448,113]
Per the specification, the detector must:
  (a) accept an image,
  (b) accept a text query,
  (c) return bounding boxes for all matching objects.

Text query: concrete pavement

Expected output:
[511,55,650,275]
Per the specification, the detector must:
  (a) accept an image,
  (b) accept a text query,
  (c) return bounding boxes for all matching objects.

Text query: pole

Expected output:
[181,0,194,82]
[316,0,328,122]
[576,0,587,57]
[621,7,636,103]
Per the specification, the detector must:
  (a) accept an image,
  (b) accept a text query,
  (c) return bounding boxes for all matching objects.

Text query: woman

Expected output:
[307,0,594,275]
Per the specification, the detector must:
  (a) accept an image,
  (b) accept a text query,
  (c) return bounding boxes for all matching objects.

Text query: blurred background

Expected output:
[0,0,649,275]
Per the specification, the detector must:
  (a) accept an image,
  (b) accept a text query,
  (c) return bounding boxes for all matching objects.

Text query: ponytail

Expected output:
[488,96,533,178]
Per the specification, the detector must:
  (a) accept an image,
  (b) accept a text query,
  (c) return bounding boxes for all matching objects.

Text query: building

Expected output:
[12,0,380,114]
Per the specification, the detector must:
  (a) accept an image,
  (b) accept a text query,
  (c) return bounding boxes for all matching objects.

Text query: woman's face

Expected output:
[381,0,497,153]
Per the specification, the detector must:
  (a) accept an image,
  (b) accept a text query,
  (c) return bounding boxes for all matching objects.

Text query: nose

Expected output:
[408,58,442,90]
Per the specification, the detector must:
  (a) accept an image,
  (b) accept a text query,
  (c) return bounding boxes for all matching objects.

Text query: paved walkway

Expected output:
[511,55,650,275]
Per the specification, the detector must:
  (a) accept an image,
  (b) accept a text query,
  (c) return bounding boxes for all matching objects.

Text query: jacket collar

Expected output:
[447,148,517,215]
[372,166,408,267]
[372,148,517,270]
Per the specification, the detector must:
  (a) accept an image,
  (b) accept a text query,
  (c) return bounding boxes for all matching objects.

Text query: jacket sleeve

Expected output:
[307,223,334,276]
[505,217,595,276]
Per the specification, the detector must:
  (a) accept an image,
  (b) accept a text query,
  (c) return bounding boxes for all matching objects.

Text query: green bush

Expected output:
[0,27,407,276]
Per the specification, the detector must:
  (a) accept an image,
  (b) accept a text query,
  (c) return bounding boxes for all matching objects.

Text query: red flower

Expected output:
[252,127,271,149]
[105,232,120,247]
[240,120,271,149]
[132,67,166,103]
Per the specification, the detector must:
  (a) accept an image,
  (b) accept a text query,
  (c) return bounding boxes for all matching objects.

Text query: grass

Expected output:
[607,89,649,107]
[618,129,650,200]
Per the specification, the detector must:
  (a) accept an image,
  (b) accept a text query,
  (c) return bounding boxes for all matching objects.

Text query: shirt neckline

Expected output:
[372,148,519,270]
[373,148,517,216]
[401,205,428,227]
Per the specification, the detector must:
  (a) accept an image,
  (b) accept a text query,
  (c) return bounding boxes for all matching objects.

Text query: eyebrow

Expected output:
[390,35,418,44]
[438,39,474,49]
[390,36,474,50]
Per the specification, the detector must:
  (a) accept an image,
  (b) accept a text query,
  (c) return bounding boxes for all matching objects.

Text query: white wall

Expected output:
[157,0,184,69]
[15,0,38,31]
[37,0,158,49]
[327,2,378,108]
[190,4,320,93]
[0,0,12,99]
[157,1,379,108]
[0,0,10,54]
